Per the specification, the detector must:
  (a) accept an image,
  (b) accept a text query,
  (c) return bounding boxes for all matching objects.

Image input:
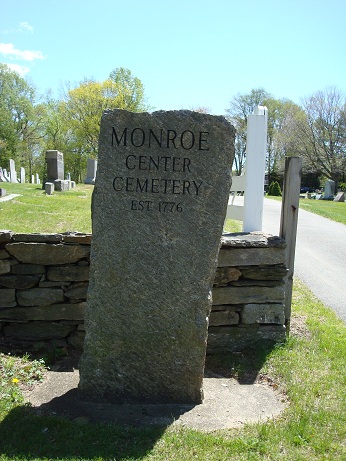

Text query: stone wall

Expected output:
[0,231,287,354]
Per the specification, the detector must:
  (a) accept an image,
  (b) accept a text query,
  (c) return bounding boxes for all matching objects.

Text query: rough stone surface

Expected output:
[3,321,74,340]
[241,303,285,324]
[62,233,92,244]
[0,231,13,244]
[17,287,64,306]
[79,109,235,404]
[0,303,86,321]
[239,265,288,280]
[218,247,286,267]
[46,150,64,181]
[47,265,90,281]
[64,283,88,299]
[221,233,286,248]
[11,263,45,275]
[12,233,62,243]
[45,182,54,195]
[0,249,9,260]
[68,330,85,349]
[54,179,70,191]
[0,260,11,275]
[213,267,241,286]
[0,274,40,289]
[209,310,239,326]
[207,325,286,353]
[5,242,90,265]
[0,288,16,307]
[213,285,285,305]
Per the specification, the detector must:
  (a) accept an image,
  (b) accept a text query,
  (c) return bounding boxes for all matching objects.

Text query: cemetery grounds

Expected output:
[0,183,345,460]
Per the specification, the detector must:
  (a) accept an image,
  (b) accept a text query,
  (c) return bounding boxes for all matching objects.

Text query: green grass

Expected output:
[267,194,346,225]
[0,280,345,460]
[0,182,93,233]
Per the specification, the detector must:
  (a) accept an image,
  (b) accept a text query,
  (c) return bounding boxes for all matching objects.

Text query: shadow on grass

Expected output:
[0,405,166,460]
[205,340,280,384]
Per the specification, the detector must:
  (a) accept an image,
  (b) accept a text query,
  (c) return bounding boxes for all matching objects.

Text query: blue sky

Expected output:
[1,0,345,115]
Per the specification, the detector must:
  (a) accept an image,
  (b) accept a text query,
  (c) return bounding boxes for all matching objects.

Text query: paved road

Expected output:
[262,198,346,323]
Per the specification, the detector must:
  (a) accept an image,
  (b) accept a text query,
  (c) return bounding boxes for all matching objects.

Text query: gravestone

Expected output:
[54,179,70,191]
[0,188,6,197]
[3,169,10,181]
[323,180,335,199]
[36,174,40,185]
[79,109,235,404]
[9,159,17,183]
[45,182,54,195]
[84,158,97,184]
[20,167,25,184]
[0,167,5,182]
[334,192,345,202]
[45,150,64,182]
[31,175,35,184]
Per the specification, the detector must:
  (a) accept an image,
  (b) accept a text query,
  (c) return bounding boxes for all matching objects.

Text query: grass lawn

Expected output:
[0,183,93,233]
[267,194,346,225]
[0,280,345,460]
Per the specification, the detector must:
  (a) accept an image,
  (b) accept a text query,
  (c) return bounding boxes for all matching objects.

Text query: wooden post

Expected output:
[279,156,302,333]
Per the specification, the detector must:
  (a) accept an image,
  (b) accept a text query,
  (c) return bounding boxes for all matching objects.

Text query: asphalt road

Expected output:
[262,198,346,323]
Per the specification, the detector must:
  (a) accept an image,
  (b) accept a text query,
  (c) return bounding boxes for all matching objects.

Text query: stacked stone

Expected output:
[208,232,287,352]
[0,231,287,353]
[0,231,91,351]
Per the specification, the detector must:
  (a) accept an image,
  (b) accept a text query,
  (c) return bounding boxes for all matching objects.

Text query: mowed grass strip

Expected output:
[0,280,345,460]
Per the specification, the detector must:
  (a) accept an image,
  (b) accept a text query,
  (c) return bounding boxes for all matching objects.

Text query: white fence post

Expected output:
[242,106,268,232]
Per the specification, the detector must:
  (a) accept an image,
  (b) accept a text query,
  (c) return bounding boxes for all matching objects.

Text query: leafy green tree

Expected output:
[265,98,301,184]
[226,88,271,175]
[0,63,42,174]
[109,67,150,112]
[57,68,150,181]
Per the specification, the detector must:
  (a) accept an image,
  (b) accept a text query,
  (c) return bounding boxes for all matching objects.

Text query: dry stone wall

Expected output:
[0,231,287,354]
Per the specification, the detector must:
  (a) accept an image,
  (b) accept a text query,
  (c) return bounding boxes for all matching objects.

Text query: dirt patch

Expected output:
[290,314,311,340]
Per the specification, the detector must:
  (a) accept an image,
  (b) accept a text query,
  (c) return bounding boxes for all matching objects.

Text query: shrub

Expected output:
[268,181,282,196]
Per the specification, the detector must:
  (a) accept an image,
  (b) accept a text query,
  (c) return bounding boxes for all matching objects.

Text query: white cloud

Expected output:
[19,22,34,33]
[6,63,30,76]
[0,43,45,61]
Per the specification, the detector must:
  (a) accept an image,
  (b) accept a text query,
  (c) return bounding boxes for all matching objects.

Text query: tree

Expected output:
[226,88,271,175]
[286,87,346,189]
[56,68,150,181]
[0,63,42,172]
[109,67,149,112]
[265,98,301,185]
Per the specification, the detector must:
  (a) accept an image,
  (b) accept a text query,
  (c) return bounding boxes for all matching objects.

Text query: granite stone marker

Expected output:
[20,167,25,184]
[84,158,97,184]
[79,109,235,404]
[45,182,54,195]
[45,150,64,182]
[323,179,335,199]
[9,159,17,183]
[334,191,345,202]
